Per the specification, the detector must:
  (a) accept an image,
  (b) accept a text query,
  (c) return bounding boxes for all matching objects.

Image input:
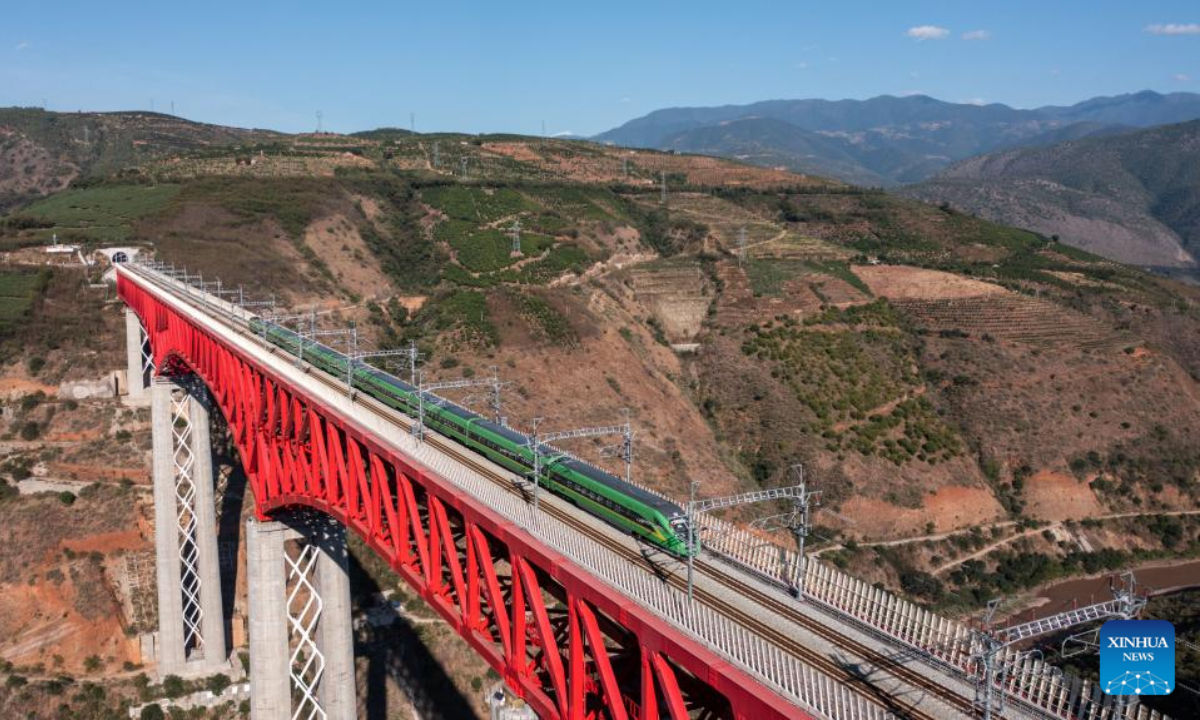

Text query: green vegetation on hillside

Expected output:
[744,258,871,297]
[0,269,51,333]
[742,307,962,465]
[745,258,806,296]
[420,289,497,349]
[347,175,440,291]
[619,201,709,256]
[419,184,602,288]
[186,176,328,239]
[18,184,180,243]
[514,292,577,347]
[423,185,536,223]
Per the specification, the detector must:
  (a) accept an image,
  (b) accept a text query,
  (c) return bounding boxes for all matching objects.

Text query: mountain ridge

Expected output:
[903,119,1200,272]
[595,91,1200,186]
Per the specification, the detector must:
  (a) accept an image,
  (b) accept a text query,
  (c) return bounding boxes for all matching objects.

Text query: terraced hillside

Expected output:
[0,117,1197,625]
[896,294,1137,350]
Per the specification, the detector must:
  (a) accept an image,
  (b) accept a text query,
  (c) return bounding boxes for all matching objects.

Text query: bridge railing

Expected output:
[699,514,1168,720]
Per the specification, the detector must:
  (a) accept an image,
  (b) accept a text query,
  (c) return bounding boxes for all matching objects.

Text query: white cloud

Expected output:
[1144,23,1200,36]
[962,30,991,41]
[796,61,809,70]
[964,98,987,106]
[619,96,632,104]
[551,130,574,137]
[1174,73,1192,82]
[15,41,30,51]
[907,25,950,41]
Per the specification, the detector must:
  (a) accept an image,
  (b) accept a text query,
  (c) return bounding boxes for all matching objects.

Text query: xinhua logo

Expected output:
[1099,619,1175,696]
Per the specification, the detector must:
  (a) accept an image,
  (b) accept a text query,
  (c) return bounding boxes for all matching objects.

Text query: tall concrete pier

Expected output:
[151,377,228,677]
[124,308,151,401]
[246,516,356,720]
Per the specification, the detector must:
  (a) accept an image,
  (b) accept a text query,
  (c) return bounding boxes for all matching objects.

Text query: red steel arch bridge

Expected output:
[116,261,1170,720]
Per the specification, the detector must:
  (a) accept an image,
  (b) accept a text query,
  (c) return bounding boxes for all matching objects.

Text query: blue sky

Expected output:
[2,1,1197,135]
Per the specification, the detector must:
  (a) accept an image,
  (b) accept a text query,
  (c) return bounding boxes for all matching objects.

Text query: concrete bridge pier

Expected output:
[151,376,229,677]
[124,308,152,402]
[247,516,356,720]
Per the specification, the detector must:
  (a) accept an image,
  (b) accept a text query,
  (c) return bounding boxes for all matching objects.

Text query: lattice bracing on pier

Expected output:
[169,388,205,655]
[285,542,326,720]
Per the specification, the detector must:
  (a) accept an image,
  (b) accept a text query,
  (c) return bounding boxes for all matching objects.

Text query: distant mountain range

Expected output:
[903,120,1200,273]
[595,91,1200,186]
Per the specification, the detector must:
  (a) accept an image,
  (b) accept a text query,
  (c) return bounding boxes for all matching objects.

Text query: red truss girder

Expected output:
[118,273,810,720]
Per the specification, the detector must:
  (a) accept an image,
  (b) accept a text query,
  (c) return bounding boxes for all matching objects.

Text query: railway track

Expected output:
[433,427,976,720]
[144,268,978,720]
[292,343,976,720]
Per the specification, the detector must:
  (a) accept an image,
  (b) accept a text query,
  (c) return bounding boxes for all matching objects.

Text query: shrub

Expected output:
[19,422,40,441]
[58,491,76,506]
[900,570,944,600]
[206,673,231,697]
[161,674,185,699]
[139,704,165,720]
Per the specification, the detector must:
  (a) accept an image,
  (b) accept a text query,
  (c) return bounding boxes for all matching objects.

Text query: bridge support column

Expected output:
[246,519,294,720]
[247,516,356,720]
[124,308,151,402]
[315,523,356,720]
[152,377,228,678]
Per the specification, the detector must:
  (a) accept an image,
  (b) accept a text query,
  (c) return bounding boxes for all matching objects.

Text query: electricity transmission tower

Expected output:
[509,219,523,257]
[316,111,323,133]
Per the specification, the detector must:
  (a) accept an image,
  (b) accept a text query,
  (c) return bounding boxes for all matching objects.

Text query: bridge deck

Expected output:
[123,263,1029,720]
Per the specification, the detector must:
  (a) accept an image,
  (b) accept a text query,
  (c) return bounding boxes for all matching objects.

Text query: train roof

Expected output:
[560,457,685,517]
[471,418,684,517]
[471,417,529,446]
